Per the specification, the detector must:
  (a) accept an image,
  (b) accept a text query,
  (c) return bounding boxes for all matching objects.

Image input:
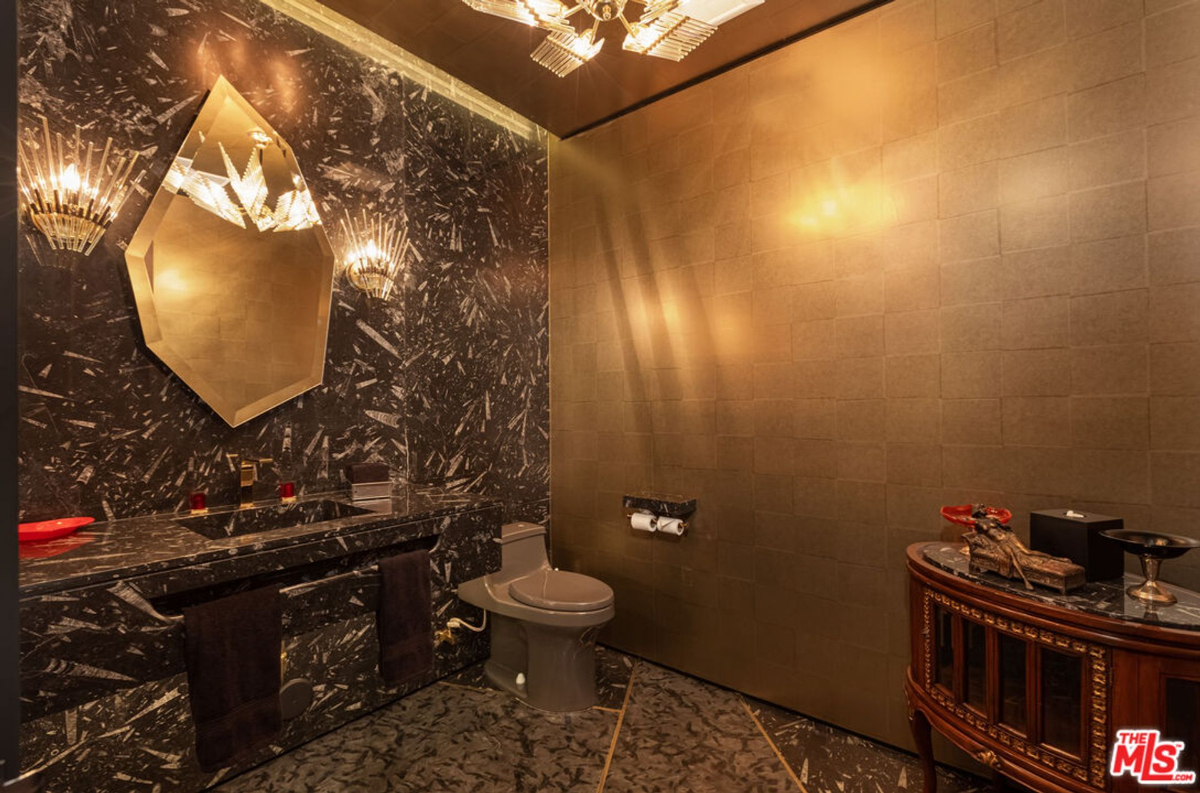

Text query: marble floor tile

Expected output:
[601,661,797,793]
[748,697,991,793]
[216,681,617,792]
[217,652,993,793]
[594,645,637,710]
[439,658,492,690]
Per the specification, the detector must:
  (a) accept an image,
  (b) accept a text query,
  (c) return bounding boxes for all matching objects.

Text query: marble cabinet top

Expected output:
[922,542,1200,632]
[19,486,499,597]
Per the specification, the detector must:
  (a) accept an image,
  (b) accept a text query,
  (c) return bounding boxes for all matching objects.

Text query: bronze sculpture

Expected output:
[948,505,1086,594]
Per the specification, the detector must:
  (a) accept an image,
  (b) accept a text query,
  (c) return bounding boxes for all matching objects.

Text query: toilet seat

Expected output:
[509,570,614,612]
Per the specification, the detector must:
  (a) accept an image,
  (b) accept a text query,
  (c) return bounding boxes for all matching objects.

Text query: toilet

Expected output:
[457,522,614,712]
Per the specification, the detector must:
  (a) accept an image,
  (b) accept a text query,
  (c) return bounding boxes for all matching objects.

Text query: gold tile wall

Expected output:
[548,0,1200,750]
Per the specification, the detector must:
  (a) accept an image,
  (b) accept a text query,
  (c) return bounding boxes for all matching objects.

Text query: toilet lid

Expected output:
[509,570,614,612]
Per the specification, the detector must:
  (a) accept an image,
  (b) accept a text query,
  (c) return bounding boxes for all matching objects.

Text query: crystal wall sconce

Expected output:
[17,116,145,255]
[339,209,414,301]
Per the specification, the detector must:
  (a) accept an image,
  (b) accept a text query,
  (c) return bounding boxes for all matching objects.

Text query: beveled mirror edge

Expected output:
[124,75,335,428]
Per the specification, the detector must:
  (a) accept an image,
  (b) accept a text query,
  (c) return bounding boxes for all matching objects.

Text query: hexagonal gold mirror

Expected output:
[126,76,334,427]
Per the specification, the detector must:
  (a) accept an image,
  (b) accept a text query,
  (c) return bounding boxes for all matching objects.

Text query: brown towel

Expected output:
[183,587,282,772]
[377,550,434,686]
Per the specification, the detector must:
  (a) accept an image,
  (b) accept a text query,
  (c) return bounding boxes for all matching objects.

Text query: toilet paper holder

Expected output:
[626,509,688,536]
[622,491,696,536]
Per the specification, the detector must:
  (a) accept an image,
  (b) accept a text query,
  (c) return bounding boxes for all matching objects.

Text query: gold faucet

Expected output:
[227,454,273,508]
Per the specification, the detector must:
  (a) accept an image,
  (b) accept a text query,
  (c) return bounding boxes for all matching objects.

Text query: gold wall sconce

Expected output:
[17,116,145,255]
[339,209,415,301]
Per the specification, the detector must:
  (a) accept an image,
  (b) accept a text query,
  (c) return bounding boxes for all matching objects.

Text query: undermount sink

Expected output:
[175,499,375,540]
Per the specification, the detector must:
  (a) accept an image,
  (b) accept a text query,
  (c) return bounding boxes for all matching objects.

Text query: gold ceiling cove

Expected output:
[125,76,335,427]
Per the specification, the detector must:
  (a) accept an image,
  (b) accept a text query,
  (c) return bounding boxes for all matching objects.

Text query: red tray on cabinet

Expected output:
[939,504,1012,528]
[18,516,95,542]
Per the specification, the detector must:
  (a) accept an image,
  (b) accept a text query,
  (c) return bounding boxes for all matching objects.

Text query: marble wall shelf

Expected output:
[923,543,1200,632]
[622,492,697,519]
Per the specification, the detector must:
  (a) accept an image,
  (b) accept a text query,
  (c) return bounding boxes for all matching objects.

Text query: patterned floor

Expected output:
[216,647,990,792]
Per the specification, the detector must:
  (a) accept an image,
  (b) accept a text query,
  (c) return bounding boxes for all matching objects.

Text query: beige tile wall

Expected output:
[548,0,1200,750]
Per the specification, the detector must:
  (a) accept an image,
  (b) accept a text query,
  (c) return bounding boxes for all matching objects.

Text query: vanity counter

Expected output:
[18,485,500,597]
[20,485,504,791]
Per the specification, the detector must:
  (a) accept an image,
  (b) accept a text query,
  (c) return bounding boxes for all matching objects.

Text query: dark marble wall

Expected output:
[16,0,549,524]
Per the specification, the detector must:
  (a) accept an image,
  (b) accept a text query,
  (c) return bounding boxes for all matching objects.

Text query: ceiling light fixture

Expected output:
[462,0,762,76]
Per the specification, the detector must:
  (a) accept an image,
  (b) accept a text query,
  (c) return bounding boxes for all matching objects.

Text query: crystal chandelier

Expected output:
[16,116,145,255]
[339,209,415,301]
[463,0,762,76]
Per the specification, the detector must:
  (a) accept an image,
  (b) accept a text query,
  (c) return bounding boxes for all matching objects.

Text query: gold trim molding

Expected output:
[258,0,547,142]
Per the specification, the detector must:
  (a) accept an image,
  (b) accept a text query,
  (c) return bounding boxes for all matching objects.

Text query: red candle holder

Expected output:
[279,482,296,503]
[189,492,208,515]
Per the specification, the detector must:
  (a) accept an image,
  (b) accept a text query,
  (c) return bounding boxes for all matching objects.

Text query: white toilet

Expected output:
[457,522,614,712]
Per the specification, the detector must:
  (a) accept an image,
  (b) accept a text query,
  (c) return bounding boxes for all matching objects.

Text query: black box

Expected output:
[1030,509,1124,582]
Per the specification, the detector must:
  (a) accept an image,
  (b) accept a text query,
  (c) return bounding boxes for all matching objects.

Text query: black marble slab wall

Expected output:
[16,0,548,524]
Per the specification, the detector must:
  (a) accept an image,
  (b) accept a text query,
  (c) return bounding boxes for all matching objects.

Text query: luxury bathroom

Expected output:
[2,0,1200,790]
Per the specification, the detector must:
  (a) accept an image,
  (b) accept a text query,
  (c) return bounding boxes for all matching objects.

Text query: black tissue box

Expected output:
[1030,509,1124,582]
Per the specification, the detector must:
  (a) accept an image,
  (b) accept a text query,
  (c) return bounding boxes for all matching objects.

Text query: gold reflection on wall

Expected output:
[125,76,334,427]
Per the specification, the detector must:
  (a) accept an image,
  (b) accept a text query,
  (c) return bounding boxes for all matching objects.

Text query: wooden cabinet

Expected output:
[1132,656,1200,793]
[906,543,1200,793]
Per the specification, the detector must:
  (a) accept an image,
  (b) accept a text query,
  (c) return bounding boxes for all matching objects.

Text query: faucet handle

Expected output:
[228,453,274,466]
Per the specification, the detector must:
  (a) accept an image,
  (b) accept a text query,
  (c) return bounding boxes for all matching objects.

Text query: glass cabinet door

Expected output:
[933,605,955,692]
[1163,677,1200,792]
[918,588,1107,790]
[998,632,1028,734]
[963,619,987,712]
[1041,647,1084,757]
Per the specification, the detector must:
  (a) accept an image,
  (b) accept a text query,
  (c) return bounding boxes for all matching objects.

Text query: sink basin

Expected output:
[176,499,376,540]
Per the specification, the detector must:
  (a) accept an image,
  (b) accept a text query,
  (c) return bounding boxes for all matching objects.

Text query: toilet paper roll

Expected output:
[657,517,685,536]
[630,512,657,532]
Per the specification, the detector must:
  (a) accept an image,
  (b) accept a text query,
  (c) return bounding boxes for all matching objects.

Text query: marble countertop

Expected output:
[19,485,500,597]
[922,542,1200,632]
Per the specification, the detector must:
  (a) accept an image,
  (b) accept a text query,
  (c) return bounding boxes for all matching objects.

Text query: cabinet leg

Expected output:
[909,708,937,793]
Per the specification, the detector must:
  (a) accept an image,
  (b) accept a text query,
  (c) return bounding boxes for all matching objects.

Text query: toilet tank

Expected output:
[496,522,549,581]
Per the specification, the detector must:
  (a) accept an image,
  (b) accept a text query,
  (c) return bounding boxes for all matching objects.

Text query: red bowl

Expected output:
[19,535,93,559]
[940,504,1012,528]
[18,517,95,543]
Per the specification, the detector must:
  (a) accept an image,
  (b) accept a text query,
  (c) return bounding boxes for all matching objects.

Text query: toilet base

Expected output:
[485,611,603,712]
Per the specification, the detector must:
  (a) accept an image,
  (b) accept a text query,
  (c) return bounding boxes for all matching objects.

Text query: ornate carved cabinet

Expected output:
[906,543,1200,793]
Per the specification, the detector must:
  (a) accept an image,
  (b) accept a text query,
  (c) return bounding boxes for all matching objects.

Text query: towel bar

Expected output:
[119,565,383,625]
[278,564,378,595]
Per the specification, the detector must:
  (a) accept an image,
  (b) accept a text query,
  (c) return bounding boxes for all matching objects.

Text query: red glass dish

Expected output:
[940,504,1012,528]
[19,534,93,559]
[18,516,95,543]
[279,482,296,502]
